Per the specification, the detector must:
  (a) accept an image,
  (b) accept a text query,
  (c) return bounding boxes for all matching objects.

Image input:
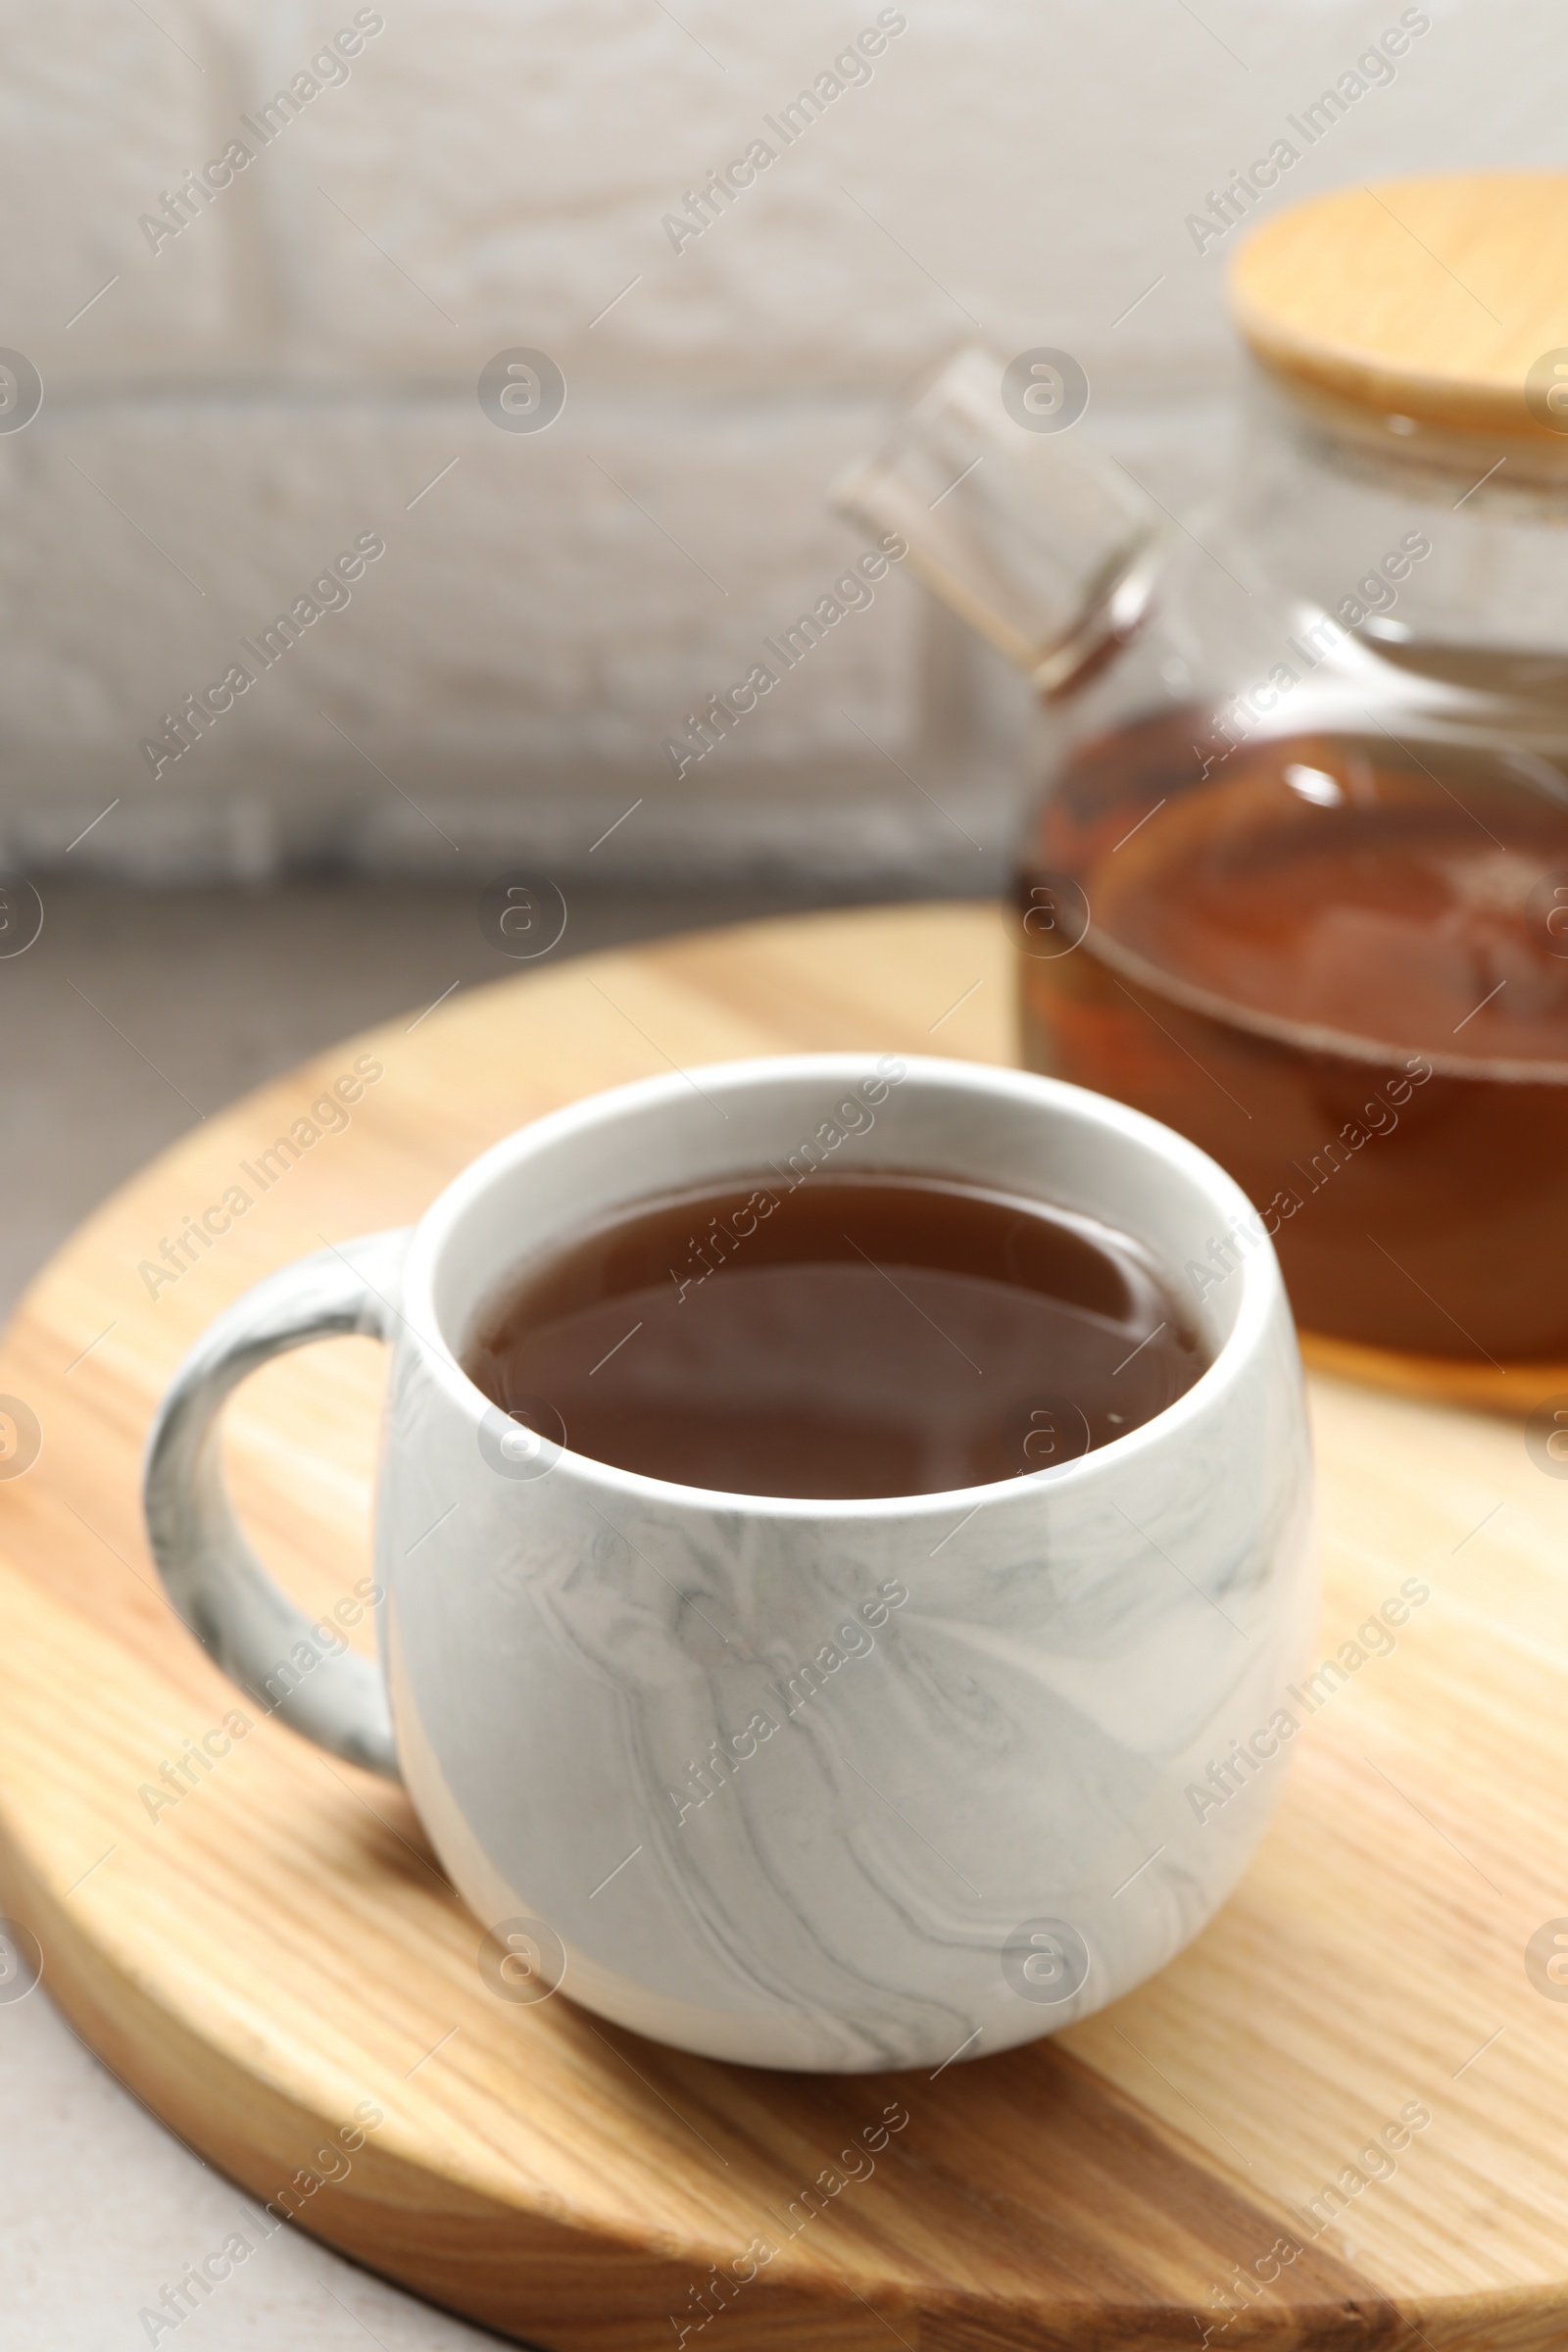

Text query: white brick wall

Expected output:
[0,0,1556,882]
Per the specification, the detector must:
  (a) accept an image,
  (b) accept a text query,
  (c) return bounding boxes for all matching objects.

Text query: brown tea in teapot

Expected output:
[1020,707,1568,1361]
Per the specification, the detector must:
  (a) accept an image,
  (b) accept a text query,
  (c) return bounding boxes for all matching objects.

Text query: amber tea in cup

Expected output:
[465,1170,1206,1498]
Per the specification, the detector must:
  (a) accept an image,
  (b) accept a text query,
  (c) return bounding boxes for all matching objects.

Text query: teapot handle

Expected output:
[832,342,1166,697]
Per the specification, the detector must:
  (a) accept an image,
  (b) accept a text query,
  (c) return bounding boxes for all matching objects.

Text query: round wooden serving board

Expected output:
[2,903,1568,2351]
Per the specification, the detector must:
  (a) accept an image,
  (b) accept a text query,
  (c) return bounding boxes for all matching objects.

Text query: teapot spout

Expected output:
[832,345,1166,698]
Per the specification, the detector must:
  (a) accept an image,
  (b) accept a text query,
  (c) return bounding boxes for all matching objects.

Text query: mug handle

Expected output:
[142,1230,412,1780]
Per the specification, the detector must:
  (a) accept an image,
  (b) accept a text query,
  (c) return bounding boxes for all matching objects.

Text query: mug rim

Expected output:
[399,1052,1286,1522]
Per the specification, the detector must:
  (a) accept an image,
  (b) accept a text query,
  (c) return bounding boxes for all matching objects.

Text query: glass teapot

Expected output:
[835,173,1568,1407]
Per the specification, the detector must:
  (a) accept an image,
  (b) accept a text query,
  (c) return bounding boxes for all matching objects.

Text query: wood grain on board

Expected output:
[1,903,1566,2350]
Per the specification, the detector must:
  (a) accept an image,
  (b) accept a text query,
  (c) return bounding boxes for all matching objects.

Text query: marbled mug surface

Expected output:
[147,1054,1314,2073]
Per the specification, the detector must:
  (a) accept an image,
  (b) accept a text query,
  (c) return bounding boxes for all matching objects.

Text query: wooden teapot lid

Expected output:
[1229,173,1568,440]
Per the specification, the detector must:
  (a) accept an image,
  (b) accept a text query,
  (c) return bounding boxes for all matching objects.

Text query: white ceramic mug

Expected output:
[144,1053,1314,2074]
